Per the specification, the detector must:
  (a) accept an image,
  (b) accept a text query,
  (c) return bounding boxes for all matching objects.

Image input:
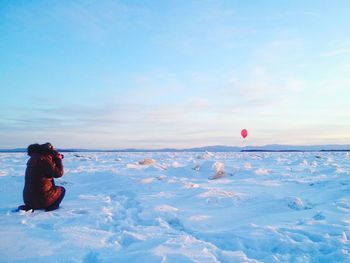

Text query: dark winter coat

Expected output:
[23,152,64,209]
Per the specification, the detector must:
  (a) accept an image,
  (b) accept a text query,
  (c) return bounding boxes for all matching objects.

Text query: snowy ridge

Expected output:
[1,152,350,262]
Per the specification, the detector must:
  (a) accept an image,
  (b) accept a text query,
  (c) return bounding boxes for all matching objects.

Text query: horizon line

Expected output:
[1,143,350,152]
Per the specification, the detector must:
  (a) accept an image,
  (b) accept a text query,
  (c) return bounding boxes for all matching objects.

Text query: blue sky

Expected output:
[1,0,350,149]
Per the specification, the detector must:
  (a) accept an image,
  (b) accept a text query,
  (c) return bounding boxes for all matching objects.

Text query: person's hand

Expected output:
[56,153,64,160]
[51,149,64,160]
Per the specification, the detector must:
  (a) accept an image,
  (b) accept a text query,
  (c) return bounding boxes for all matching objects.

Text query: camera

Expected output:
[52,150,64,159]
[42,143,64,159]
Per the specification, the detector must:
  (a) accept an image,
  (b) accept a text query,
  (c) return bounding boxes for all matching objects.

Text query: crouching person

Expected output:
[20,143,65,212]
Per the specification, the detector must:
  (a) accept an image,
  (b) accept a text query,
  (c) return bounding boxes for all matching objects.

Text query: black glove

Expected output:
[52,150,64,160]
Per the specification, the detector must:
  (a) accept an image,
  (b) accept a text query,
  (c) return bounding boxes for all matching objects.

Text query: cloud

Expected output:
[218,69,305,109]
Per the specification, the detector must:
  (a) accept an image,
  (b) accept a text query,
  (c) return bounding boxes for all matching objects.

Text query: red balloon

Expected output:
[241,129,248,139]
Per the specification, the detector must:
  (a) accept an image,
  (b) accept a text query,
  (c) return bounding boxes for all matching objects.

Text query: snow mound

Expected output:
[285,196,311,210]
[254,168,269,175]
[210,162,226,180]
[193,161,227,179]
[138,158,156,165]
[244,162,252,169]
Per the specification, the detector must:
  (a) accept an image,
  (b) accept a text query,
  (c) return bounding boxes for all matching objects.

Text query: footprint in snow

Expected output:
[71,209,90,215]
[119,231,145,247]
[37,223,54,230]
[313,212,326,220]
[83,251,100,263]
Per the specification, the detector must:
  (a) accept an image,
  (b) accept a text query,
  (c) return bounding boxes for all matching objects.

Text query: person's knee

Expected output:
[59,186,66,202]
[59,187,66,199]
[45,204,59,212]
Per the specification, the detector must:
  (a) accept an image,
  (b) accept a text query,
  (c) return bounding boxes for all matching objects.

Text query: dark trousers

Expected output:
[45,187,66,212]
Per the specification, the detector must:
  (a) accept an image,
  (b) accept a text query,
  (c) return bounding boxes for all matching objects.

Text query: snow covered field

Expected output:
[1,151,350,262]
